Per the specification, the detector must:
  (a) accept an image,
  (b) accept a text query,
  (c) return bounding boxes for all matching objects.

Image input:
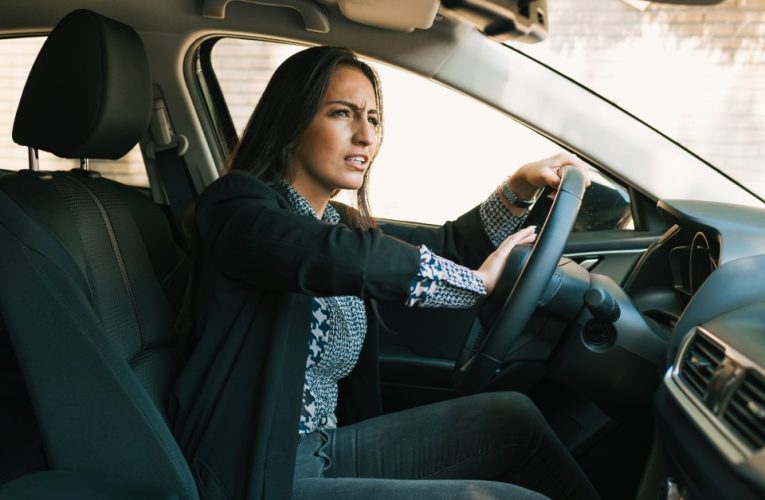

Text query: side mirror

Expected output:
[441,0,548,43]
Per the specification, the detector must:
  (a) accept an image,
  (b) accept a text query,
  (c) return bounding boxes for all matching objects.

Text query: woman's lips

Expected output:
[345,154,368,171]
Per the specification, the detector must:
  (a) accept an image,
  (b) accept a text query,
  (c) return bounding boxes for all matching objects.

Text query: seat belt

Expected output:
[147,86,195,236]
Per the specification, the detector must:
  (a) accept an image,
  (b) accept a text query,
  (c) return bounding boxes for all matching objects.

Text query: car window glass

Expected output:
[0,37,148,187]
[210,38,632,230]
[509,0,765,200]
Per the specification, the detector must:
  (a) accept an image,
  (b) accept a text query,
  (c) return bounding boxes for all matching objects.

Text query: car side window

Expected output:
[208,38,632,231]
[0,37,148,187]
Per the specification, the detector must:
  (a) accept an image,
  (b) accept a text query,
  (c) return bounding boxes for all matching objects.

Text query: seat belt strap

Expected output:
[155,147,195,233]
[148,87,196,234]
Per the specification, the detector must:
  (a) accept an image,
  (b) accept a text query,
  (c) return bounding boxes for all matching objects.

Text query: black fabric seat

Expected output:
[0,10,197,499]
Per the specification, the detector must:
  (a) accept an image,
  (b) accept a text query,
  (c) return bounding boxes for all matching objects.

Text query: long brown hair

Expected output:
[176,47,385,355]
[226,45,383,229]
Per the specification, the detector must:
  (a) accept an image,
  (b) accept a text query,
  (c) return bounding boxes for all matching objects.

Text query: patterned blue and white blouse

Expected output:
[276,181,528,434]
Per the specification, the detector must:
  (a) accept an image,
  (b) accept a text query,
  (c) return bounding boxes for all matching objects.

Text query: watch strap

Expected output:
[502,180,538,209]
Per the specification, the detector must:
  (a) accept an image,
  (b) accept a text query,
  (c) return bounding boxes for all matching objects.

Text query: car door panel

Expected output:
[563,230,664,285]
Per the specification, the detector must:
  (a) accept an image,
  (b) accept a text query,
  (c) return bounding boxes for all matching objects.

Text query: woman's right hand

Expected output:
[475,226,537,295]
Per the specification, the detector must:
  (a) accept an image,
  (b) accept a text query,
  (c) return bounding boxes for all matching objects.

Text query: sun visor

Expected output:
[334,0,440,32]
[441,0,548,43]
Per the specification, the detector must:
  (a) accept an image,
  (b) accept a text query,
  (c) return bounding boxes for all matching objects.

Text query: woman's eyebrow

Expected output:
[325,99,378,114]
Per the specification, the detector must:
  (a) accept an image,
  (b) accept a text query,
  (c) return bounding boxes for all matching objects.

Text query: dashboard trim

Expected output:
[666,326,765,465]
[564,249,645,258]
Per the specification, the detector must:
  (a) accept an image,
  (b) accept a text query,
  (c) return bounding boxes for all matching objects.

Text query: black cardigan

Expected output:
[169,171,495,500]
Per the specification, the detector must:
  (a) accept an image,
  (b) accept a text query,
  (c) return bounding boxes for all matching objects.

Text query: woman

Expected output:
[170,46,598,500]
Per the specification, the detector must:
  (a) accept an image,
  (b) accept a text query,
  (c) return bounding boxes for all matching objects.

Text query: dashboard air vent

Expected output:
[679,332,725,400]
[723,371,765,451]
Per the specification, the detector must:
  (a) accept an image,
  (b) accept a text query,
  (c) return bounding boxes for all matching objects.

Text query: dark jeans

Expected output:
[292,392,600,500]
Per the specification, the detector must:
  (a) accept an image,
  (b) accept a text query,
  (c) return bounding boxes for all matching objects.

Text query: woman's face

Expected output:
[288,65,379,202]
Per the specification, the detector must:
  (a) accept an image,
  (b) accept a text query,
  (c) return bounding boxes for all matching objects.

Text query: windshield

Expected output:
[508,0,765,199]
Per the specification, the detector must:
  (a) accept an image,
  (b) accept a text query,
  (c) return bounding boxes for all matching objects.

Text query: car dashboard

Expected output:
[639,200,765,499]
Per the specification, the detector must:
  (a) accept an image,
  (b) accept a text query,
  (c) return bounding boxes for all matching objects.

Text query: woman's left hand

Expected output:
[507,152,592,200]
[475,226,538,295]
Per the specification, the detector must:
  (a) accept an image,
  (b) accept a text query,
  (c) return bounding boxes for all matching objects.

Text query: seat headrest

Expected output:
[13,9,151,160]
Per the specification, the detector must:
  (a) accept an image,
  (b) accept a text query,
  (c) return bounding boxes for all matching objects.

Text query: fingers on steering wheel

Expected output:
[522,226,537,244]
[561,155,592,187]
[555,164,591,190]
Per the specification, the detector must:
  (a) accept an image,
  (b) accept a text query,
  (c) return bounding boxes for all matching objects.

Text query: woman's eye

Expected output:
[368,116,379,127]
[331,108,351,118]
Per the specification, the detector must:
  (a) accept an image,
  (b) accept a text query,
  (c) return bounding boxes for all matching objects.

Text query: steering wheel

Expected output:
[453,166,587,393]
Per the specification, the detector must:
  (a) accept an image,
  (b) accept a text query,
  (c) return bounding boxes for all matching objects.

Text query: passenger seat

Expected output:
[0,10,196,499]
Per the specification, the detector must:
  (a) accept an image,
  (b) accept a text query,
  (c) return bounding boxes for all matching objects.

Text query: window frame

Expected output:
[192,35,639,232]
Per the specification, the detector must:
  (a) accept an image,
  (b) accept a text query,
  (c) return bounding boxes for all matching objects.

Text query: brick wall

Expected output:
[516,0,765,194]
[211,41,302,136]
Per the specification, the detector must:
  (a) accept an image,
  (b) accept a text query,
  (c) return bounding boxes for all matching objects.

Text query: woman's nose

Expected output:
[353,119,376,146]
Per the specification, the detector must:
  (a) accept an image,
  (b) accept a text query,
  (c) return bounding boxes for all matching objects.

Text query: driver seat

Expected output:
[0,10,196,499]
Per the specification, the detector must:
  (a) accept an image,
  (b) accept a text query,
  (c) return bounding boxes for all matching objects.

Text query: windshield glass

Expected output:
[508,0,765,199]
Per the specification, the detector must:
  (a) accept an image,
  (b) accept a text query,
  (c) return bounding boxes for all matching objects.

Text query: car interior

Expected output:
[1,1,764,499]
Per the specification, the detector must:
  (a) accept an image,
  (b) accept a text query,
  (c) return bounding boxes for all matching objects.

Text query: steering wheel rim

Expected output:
[453,166,587,393]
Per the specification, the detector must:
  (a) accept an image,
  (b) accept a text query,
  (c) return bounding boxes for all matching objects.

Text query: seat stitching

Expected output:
[62,173,146,347]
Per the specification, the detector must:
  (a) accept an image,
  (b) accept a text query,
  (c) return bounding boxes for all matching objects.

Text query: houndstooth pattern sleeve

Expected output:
[479,189,529,248]
[405,246,486,309]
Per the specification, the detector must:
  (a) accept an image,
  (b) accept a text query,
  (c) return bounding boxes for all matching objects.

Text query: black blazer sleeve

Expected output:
[377,206,495,271]
[196,171,421,302]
